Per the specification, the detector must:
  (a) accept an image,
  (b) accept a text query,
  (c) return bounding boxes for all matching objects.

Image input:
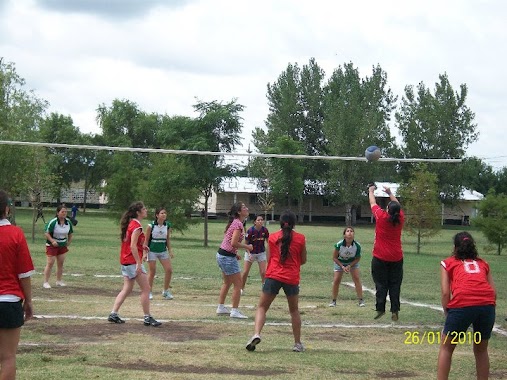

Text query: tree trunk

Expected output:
[203,196,209,247]
[345,203,352,226]
[32,206,36,243]
[298,196,304,224]
[417,229,421,254]
[83,177,88,213]
[498,243,501,255]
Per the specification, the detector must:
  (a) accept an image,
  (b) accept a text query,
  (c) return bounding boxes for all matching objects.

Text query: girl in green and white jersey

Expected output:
[144,208,174,300]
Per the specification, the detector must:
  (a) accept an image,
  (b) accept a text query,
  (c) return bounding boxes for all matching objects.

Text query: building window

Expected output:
[249,194,259,204]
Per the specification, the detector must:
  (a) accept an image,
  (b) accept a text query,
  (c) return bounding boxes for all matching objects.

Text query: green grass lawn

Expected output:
[11,208,507,380]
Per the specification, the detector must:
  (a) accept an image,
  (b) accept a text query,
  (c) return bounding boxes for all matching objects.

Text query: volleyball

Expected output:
[365,146,381,162]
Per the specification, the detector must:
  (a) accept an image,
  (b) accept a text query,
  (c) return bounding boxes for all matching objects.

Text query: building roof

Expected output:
[221,178,483,201]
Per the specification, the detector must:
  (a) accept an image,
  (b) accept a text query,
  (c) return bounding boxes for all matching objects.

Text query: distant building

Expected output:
[201,178,483,225]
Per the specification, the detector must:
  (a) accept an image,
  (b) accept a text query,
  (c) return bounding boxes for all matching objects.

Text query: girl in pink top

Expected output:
[216,202,253,319]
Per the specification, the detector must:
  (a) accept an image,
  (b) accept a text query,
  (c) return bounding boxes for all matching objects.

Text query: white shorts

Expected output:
[244,251,267,263]
[121,264,147,279]
[147,250,170,261]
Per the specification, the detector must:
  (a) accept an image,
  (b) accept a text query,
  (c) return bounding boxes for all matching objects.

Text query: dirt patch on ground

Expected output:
[17,345,78,356]
[35,285,119,298]
[27,320,219,343]
[103,360,288,376]
[376,371,419,378]
[490,371,507,379]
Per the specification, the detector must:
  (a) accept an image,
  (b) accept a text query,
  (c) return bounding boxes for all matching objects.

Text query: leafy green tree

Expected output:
[323,63,398,225]
[458,157,497,196]
[172,100,245,246]
[398,165,442,254]
[473,190,507,255]
[0,59,48,196]
[39,112,83,202]
[494,167,507,195]
[396,73,478,199]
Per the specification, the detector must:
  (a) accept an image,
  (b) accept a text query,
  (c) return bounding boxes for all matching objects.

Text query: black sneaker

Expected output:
[144,316,162,327]
[108,313,125,324]
[374,311,385,320]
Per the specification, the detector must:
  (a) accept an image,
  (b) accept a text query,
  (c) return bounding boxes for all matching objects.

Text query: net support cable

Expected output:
[0,140,463,163]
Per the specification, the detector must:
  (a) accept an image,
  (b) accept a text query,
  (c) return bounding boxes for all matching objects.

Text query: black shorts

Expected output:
[262,278,300,297]
[0,301,24,329]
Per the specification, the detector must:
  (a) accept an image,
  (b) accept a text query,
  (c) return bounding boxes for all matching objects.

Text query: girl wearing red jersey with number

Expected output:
[108,201,161,327]
[0,190,35,379]
[368,184,404,321]
[437,232,496,380]
[246,210,307,353]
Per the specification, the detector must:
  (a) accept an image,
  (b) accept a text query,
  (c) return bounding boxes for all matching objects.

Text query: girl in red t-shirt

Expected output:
[0,190,35,379]
[437,232,496,380]
[246,210,307,353]
[108,201,161,327]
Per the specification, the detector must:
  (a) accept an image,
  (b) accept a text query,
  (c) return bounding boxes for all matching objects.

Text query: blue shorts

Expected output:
[334,262,360,272]
[121,264,147,279]
[262,278,299,297]
[147,250,170,261]
[443,305,496,340]
[216,253,240,275]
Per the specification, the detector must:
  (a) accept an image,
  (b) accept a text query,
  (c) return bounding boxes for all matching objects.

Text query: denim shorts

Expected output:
[262,277,300,297]
[443,305,496,340]
[147,250,170,261]
[121,263,147,279]
[333,262,360,272]
[244,251,267,263]
[216,252,240,275]
[0,301,24,329]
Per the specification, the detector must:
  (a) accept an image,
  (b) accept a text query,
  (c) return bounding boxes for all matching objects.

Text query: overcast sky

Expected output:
[1,0,506,169]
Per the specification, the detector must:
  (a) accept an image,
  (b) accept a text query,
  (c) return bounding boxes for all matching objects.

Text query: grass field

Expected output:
[12,208,507,379]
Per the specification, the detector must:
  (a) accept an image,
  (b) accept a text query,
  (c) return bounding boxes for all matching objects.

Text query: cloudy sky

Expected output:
[1,0,506,168]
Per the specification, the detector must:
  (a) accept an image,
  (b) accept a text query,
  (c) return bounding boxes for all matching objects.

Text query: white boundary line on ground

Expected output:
[30,278,506,337]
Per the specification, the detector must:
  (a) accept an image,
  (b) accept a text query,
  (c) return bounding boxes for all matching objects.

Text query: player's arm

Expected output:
[383,186,399,203]
[131,228,143,264]
[300,240,307,265]
[440,266,450,314]
[143,224,152,250]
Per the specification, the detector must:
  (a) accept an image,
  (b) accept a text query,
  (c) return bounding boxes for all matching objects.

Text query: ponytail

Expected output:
[225,202,244,232]
[387,201,401,225]
[453,231,478,260]
[120,201,145,240]
[279,210,296,263]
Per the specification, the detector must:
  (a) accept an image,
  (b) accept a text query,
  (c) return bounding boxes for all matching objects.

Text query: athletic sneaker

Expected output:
[358,299,365,307]
[246,334,261,351]
[292,342,305,352]
[108,313,125,324]
[216,305,230,315]
[55,281,66,287]
[230,309,248,319]
[43,282,51,289]
[144,316,162,327]
[374,311,385,320]
[328,300,336,307]
[149,292,153,300]
[392,312,399,322]
[162,290,174,300]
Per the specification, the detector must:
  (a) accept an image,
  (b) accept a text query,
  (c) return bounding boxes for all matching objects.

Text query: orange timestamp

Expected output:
[404,331,482,345]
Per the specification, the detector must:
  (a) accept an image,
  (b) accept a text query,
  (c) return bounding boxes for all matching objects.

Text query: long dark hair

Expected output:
[279,210,296,263]
[0,190,9,219]
[225,202,244,232]
[153,207,166,225]
[453,231,478,260]
[120,201,145,240]
[387,201,402,225]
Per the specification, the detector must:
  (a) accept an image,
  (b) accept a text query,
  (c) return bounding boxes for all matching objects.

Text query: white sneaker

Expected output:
[162,290,174,300]
[216,305,230,315]
[55,281,66,287]
[230,309,248,319]
[358,299,365,307]
[246,334,261,351]
[293,342,305,352]
[149,292,153,300]
[328,300,336,307]
[43,282,51,289]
